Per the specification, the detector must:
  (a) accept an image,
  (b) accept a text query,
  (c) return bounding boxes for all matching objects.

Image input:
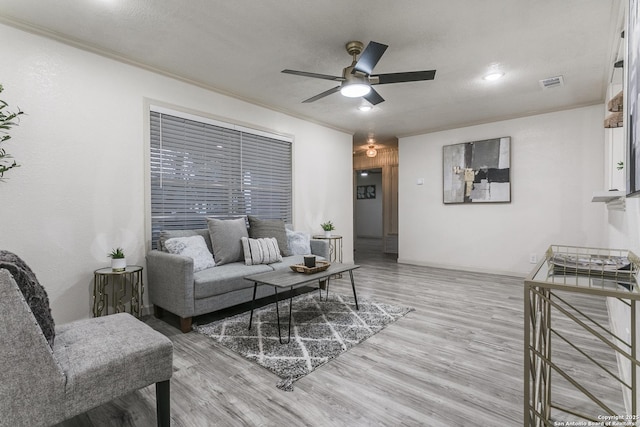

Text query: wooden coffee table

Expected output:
[245,263,360,344]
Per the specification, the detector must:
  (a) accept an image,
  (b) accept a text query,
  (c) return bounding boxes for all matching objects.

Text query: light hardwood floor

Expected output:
[57,240,625,426]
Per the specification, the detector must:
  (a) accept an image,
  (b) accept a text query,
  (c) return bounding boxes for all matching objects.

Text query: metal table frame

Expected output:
[93,265,144,318]
[525,245,640,426]
[245,263,360,344]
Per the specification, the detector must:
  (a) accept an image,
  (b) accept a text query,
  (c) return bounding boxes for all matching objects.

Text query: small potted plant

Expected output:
[108,247,126,272]
[320,221,335,238]
[0,83,25,181]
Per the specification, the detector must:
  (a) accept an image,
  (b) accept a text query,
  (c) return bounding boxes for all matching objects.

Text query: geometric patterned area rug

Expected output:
[193,292,414,391]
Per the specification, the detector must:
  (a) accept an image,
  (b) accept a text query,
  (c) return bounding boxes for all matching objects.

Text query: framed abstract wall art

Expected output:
[442,137,511,204]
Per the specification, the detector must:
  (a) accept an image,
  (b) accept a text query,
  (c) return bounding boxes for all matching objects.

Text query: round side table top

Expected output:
[94,265,143,275]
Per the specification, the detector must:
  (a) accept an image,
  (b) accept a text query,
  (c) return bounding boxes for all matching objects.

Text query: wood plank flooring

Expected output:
[56,239,625,426]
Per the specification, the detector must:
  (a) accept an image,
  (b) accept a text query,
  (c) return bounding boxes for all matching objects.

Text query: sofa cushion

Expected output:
[207,217,249,266]
[248,216,292,257]
[193,262,272,298]
[0,250,55,347]
[286,228,311,255]
[164,235,216,272]
[241,237,282,265]
[159,229,213,254]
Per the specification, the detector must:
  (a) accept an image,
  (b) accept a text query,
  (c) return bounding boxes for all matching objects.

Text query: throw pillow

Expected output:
[207,217,249,265]
[241,237,283,265]
[164,235,216,272]
[159,229,213,254]
[248,216,292,257]
[286,228,311,255]
[0,250,55,347]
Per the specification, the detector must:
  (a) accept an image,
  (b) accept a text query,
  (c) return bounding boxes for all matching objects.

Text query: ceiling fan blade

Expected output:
[372,70,436,84]
[302,86,341,103]
[363,88,385,105]
[282,69,343,81]
[353,41,388,75]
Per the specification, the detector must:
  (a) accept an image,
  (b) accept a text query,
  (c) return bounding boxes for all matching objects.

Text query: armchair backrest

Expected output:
[0,268,66,426]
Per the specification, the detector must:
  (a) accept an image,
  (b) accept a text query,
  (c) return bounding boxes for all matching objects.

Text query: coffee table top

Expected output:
[244,263,360,288]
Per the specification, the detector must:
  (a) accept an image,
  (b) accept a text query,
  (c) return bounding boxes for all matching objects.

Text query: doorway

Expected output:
[354,168,398,263]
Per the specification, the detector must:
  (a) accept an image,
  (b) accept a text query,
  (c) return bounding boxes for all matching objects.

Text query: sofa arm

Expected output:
[310,239,330,260]
[146,250,195,318]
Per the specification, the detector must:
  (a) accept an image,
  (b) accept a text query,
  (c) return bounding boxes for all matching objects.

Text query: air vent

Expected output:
[539,75,564,89]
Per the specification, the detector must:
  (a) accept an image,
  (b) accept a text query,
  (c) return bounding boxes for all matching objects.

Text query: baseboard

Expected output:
[396,258,526,279]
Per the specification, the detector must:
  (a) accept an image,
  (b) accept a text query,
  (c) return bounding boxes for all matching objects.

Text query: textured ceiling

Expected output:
[0,0,624,149]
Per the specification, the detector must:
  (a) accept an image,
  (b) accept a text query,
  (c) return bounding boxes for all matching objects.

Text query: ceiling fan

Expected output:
[282,40,436,105]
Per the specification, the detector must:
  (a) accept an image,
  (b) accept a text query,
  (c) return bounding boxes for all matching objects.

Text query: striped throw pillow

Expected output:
[241,237,283,265]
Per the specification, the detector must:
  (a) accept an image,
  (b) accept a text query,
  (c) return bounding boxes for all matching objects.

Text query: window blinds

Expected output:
[150,109,292,248]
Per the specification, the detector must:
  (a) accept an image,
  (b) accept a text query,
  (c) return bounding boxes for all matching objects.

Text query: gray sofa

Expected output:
[147,228,329,332]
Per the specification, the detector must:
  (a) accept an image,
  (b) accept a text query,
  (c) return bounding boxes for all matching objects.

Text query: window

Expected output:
[149,107,292,248]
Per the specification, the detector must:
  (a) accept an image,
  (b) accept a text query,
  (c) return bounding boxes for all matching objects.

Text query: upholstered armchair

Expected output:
[0,267,174,426]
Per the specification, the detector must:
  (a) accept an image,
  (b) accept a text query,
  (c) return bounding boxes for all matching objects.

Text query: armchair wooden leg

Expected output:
[154,305,165,318]
[156,380,170,427]
[179,317,192,333]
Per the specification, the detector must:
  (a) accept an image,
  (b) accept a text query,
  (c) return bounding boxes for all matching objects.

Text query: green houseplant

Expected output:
[0,84,24,180]
[108,247,126,272]
[320,221,335,237]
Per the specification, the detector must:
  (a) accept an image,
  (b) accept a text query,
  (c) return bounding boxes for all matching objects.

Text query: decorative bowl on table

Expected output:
[290,261,330,274]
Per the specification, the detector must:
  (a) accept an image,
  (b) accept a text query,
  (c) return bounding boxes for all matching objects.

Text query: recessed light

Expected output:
[358,104,372,112]
[484,72,504,81]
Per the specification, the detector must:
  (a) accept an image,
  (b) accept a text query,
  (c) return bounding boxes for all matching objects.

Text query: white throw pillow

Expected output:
[164,235,216,272]
[241,237,283,265]
[286,228,311,255]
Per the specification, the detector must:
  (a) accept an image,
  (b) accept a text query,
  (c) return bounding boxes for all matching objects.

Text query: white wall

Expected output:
[0,23,354,323]
[399,105,606,276]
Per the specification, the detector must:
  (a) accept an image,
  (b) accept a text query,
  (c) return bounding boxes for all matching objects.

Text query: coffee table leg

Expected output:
[248,282,258,330]
[287,287,293,343]
[349,270,359,310]
[325,277,331,300]
[273,287,293,344]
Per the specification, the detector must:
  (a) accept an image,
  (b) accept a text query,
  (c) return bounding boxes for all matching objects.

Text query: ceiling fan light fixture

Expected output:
[341,82,371,98]
[483,72,504,81]
[366,145,377,158]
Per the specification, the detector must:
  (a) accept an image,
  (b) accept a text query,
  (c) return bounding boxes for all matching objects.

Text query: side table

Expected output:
[312,234,343,263]
[312,235,343,278]
[93,265,144,318]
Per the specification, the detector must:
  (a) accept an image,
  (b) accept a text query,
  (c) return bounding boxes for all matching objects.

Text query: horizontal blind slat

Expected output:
[150,110,292,249]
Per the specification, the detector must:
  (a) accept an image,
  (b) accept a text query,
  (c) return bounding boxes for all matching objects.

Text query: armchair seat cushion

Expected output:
[54,313,173,419]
